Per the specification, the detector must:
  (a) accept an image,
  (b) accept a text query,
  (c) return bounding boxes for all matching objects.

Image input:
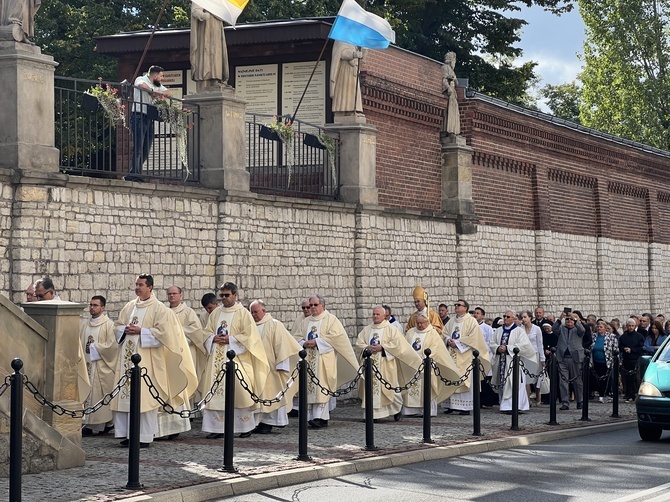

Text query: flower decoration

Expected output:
[155,98,193,178]
[318,131,339,188]
[85,79,127,129]
[266,115,298,186]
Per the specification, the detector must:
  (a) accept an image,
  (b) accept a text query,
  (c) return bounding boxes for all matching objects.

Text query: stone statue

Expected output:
[441,51,461,136]
[330,41,364,115]
[190,5,229,93]
[0,0,41,43]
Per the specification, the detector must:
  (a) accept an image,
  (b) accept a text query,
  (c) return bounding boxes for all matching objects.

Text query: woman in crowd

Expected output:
[643,320,668,355]
[610,318,623,336]
[519,310,544,406]
[590,320,618,403]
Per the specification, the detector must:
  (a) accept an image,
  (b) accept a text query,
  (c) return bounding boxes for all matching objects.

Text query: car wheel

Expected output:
[638,423,663,441]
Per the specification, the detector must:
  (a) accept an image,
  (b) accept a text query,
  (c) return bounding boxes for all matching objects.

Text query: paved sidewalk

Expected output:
[1,399,637,502]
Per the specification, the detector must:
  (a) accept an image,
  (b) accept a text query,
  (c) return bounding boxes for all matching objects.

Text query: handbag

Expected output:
[539,370,550,394]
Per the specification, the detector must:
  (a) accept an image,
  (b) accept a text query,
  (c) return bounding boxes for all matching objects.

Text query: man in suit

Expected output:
[553,311,585,410]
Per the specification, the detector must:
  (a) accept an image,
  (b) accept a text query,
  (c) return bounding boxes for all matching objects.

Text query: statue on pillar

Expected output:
[330,41,364,116]
[0,0,41,43]
[441,51,461,136]
[190,4,229,93]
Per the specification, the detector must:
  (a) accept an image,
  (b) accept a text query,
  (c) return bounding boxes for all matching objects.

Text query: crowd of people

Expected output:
[23,278,663,446]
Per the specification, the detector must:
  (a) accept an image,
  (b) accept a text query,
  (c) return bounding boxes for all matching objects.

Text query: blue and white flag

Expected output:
[328,0,396,49]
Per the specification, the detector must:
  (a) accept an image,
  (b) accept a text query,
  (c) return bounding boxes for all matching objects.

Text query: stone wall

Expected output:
[2,175,668,337]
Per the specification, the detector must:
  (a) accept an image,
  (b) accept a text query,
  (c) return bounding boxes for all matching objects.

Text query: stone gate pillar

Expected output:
[0,42,59,171]
[441,134,477,234]
[184,87,249,192]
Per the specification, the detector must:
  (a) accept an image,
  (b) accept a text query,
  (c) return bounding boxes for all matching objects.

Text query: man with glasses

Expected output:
[441,299,491,415]
[200,282,269,438]
[80,295,118,436]
[111,274,198,448]
[490,310,538,414]
[34,277,60,301]
[294,295,359,428]
[291,298,312,335]
[405,286,443,335]
[553,310,585,410]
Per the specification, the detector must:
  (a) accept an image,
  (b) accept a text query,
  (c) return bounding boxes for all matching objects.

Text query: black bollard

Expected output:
[221,350,238,473]
[296,350,311,461]
[611,350,620,419]
[363,349,378,451]
[472,350,482,436]
[422,348,434,444]
[10,358,23,502]
[547,349,559,425]
[511,347,520,431]
[126,354,143,490]
[580,349,591,422]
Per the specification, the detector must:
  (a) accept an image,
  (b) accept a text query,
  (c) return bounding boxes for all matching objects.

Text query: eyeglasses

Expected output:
[219,293,232,298]
[309,303,320,307]
[301,306,311,310]
[503,315,513,319]
[454,303,465,307]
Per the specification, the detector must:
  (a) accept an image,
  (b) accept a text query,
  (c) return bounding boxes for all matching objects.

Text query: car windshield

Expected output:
[654,337,670,362]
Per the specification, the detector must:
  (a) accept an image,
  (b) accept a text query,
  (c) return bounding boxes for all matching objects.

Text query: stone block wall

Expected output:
[0,169,13,294]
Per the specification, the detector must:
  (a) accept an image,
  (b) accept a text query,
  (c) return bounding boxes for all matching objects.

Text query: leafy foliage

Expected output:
[539,81,582,123]
[36,0,573,103]
[579,0,670,149]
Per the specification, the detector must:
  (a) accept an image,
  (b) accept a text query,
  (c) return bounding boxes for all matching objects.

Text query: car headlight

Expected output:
[639,381,663,397]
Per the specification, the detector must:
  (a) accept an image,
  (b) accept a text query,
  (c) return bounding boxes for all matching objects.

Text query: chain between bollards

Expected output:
[10,358,23,502]
[296,350,311,461]
[221,350,238,473]
[126,354,143,490]
[363,348,378,451]
[422,348,433,444]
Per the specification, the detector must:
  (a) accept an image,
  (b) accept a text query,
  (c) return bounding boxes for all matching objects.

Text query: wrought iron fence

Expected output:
[54,76,200,183]
[246,113,339,199]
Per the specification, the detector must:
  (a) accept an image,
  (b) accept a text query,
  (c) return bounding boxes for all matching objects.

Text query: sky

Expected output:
[513,4,587,88]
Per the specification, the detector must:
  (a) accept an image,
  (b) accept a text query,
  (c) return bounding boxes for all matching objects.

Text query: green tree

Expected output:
[579,0,670,149]
[539,81,582,123]
[35,0,190,78]
[38,0,573,104]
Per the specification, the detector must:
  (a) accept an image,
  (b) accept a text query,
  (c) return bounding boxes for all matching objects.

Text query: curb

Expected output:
[125,419,636,502]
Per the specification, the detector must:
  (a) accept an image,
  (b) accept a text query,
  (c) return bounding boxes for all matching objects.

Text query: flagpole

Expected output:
[291,37,330,121]
[131,0,172,83]
[353,45,361,115]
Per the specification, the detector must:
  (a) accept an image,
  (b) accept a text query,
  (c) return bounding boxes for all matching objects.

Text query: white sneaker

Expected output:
[598,397,604,403]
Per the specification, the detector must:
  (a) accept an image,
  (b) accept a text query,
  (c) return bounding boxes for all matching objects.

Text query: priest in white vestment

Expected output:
[294,295,359,428]
[402,313,460,416]
[490,310,539,413]
[111,274,198,447]
[250,300,302,433]
[81,295,118,435]
[442,300,491,415]
[200,282,269,438]
[355,306,422,420]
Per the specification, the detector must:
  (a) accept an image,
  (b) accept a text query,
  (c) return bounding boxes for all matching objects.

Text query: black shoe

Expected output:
[315,418,328,428]
[205,433,224,440]
[82,427,94,437]
[560,404,569,411]
[459,410,471,416]
[102,425,114,435]
[119,439,129,447]
[576,403,583,410]
[443,409,454,414]
[239,431,253,438]
[501,411,513,415]
[140,442,150,449]
[167,433,180,440]
[394,412,401,422]
[287,409,299,418]
[253,423,273,434]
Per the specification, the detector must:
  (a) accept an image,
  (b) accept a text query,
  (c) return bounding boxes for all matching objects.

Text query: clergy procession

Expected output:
[72,275,558,449]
